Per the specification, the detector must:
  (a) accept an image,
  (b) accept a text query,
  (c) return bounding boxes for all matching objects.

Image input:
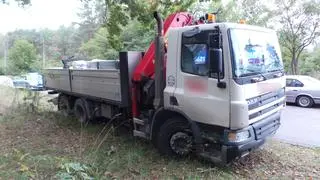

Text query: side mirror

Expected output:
[209,48,223,73]
[209,48,226,88]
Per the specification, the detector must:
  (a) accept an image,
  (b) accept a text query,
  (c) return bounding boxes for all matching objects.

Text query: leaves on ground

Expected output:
[0,91,319,179]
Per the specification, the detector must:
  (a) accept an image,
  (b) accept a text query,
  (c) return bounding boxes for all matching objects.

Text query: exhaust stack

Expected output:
[153,11,164,109]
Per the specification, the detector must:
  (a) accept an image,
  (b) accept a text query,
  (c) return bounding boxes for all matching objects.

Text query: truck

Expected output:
[43,11,286,164]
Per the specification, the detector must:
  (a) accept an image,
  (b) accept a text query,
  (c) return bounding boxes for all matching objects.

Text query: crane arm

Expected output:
[132,12,194,82]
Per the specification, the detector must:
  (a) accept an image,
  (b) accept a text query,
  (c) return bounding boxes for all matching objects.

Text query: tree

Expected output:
[8,39,37,74]
[299,48,320,77]
[202,0,273,26]
[76,0,106,43]
[53,25,82,58]
[1,0,30,6]
[121,19,154,51]
[80,27,117,59]
[0,33,4,57]
[102,0,196,50]
[275,0,320,75]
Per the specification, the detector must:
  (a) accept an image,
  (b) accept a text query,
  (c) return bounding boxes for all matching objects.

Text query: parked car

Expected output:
[12,72,44,91]
[26,72,44,91]
[285,75,320,107]
[0,76,14,87]
[13,78,30,89]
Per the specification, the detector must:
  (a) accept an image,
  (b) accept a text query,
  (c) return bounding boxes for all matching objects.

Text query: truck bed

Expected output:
[44,52,143,107]
[44,68,121,103]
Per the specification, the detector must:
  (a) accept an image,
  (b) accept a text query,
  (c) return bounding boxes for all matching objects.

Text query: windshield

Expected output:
[230,29,283,77]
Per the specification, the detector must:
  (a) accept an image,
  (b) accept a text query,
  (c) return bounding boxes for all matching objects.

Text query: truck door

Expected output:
[173,28,230,127]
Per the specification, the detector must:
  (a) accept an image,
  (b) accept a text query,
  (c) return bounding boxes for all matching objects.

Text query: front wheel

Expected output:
[296,95,314,108]
[156,117,193,157]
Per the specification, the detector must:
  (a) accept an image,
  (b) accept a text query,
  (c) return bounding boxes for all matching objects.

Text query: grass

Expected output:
[0,87,320,179]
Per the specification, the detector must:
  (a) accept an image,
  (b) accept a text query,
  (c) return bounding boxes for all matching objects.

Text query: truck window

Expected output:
[181,29,223,78]
[181,43,209,76]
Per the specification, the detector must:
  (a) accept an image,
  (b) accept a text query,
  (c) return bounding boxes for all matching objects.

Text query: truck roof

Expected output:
[173,22,276,34]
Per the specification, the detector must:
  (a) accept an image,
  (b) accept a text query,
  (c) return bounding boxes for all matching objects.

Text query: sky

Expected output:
[0,0,81,34]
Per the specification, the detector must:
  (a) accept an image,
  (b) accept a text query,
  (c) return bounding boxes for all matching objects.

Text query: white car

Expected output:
[285,75,320,107]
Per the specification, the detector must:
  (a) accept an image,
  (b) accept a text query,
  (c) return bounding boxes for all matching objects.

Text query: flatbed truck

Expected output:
[44,11,286,164]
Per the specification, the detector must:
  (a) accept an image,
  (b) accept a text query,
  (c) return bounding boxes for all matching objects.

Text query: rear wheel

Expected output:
[58,94,73,117]
[296,95,314,108]
[74,98,90,123]
[156,117,193,157]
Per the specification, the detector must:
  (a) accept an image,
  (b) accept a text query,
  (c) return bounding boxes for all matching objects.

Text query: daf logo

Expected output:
[247,98,259,105]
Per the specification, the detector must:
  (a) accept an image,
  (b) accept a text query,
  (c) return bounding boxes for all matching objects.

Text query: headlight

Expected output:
[227,130,251,143]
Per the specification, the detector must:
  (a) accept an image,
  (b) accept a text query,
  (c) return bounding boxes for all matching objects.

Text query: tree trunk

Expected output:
[291,50,299,75]
[294,59,299,75]
[291,58,296,75]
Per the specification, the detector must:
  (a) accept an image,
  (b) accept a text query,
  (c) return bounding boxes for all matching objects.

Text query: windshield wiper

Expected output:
[240,69,266,78]
[239,69,267,82]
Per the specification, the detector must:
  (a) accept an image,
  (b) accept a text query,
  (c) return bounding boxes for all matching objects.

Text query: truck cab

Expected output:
[156,22,285,163]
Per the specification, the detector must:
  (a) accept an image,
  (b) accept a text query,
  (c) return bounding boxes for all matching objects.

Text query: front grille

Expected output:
[249,101,284,119]
[252,112,281,140]
[247,88,285,120]
[248,88,285,110]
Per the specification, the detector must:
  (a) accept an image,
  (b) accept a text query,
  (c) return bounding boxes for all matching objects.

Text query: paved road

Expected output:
[273,104,320,147]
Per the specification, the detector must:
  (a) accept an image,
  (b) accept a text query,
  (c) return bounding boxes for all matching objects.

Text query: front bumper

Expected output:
[222,137,266,163]
[223,112,281,163]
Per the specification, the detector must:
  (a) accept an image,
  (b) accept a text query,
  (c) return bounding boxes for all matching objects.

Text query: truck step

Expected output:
[133,130,149,139]
[133,118,145,125]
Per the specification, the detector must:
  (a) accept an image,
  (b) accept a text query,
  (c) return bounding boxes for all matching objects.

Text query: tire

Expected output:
[296,95,314,108]
[156,117,193,157]
[74,98,90,123]
[58,94,73,117]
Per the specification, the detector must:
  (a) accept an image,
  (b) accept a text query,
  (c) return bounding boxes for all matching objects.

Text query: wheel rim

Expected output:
[299,97,310,107]
[169,132,192,155]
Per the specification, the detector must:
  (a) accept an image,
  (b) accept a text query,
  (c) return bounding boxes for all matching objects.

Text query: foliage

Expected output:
[80,27,118,59]
[80,19,154,59]
[103,0,197,50]
[4,27,84,67]
[1,0,30,6]
[121,19,154,51]
[3,0,320,77]
[76,0,107,43]
[0,34,4,57]
[0,68,4,75]
[192,0,273,26]
[299,48,320,76]
[275,0,320,75]
[53,25,82,58]
[8,39,37,74]
[55,162,94,180]
[0,57,4,75]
